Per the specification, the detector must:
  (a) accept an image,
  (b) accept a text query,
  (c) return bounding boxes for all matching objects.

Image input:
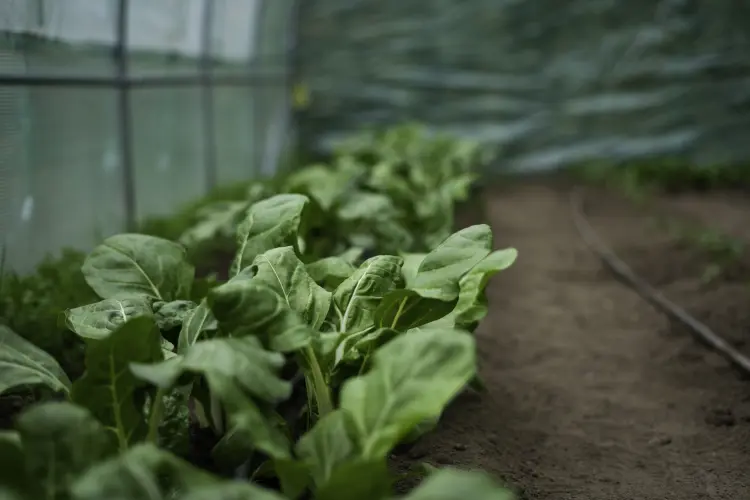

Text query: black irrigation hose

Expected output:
[570,187,750,376]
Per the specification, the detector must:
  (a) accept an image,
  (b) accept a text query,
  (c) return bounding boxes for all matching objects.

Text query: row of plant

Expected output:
[0,124,518,499]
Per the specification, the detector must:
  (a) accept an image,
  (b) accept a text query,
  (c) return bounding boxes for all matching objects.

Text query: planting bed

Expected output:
[410,177,749,499]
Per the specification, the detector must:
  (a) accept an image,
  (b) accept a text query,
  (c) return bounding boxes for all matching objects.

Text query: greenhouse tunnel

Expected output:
[0,0,297,273]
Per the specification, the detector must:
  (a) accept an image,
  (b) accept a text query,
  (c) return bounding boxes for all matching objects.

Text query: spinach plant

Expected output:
[0,189,517,499]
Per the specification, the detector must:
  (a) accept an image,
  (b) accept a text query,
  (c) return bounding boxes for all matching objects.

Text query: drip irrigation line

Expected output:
[570,187,750,376]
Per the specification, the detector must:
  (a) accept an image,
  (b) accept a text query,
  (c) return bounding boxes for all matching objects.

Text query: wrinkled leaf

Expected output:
[71,317,164,450]
[65,297,153,340]
[82,234,194,301]
[340,327,476,458]
[131,337,290,406]
[208,279,311,353]
[295,411,357,487]
[176,299,216,354]
[251,247,332,330]
[0,325,71,397]
[333,255,403,333]
[231,194,308,277]
[178,201,247,248]
[153,300,197,332]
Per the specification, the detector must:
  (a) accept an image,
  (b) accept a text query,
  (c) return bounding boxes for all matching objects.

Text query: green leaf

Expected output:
[208,280,311,353]
[180,482,287,500]
[16,402,113,499]
[132,337,292,461]
[0,325,71,397]
[315,459,391,500]
[284,164,352,211]
[333,328,399,368]
[374,226,493,330]
[131,336,291,405]
[71,316,164,450]
[434,249,518,331]
[251,247,332,330]
[306,257,356,289]
[82,234,194,301]
[178,201,248,248]
[340,327,476,458]
[176,299,216,354]
[399,253,426,287]
[231,194,309,277]
[69,443,218,500]
[295,411,357,487]
[409,225,492,301]
[0,431,28,498]
[333,256,403,334]
[64,297,153,340]
[211,397,292,465]
[153,300,197,332]
[401,468,515,500]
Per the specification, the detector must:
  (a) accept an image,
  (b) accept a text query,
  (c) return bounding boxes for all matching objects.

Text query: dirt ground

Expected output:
[393,178,750,499]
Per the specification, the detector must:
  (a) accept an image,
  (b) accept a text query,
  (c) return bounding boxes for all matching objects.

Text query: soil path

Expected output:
[400,180,750,499]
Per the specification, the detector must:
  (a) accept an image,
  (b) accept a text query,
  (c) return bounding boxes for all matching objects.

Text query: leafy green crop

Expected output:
[0,189,516,499]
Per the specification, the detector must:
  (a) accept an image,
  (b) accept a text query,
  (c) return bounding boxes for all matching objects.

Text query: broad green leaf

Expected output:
[71,316,164,450]
[16,402,113,499]
[208,280,311,353]
[374,226,494,330]
[211,390,292,464]
[402,468,515,500]
[0,431,28,498]
[0,326,71,397]
[338,247,364,265]
[373,289,457,331]
[336,192,400,222]
[340,327,476,458]
[180,482,286,500]
[132,337,292,461]
[333,328,399,368]
[176,299,216,354]
[251,247,332,330]
[82,234,194,301]
[410,225,493,300]
[231,194,308,277]
[153,300,197,332]
[315,459,391,500]
[398,253,426,287]
[306,257,356,289]
[284,165,351,211]
[431,249,518,331]
[178,201,247,248]
[333,255,403,333]
[131,336,291,405]
[69,443,218,500]
[295,411,357,487]
[64,297,153,340]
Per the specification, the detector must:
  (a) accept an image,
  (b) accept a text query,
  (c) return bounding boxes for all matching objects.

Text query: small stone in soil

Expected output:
[453,443,467,451]
[648,435,672,446]
[435,454,453,465]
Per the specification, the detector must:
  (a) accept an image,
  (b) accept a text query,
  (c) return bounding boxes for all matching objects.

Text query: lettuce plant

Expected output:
[0,192,516,499]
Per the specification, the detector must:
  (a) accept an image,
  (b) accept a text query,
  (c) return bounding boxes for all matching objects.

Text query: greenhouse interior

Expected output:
[1,1,750,499]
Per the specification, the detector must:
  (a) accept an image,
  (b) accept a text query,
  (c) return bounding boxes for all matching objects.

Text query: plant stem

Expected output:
[147,387,167,444]
[304,346,333,417]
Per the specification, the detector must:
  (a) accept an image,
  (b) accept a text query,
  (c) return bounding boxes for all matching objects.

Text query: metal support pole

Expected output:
[115,0,136,229]
[200,0,217,192]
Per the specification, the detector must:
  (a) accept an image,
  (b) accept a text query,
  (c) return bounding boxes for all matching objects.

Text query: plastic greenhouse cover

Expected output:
[297,0,750,172]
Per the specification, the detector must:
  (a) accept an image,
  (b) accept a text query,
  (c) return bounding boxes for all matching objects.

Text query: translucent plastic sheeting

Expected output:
[297,0,750,172]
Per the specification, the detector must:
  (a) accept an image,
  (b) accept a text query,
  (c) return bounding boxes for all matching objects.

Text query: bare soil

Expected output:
[393,178,750,499]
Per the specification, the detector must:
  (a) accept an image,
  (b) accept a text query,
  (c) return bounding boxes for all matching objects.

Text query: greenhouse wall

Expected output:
[0,0,297,274]
[297,0,750,172]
